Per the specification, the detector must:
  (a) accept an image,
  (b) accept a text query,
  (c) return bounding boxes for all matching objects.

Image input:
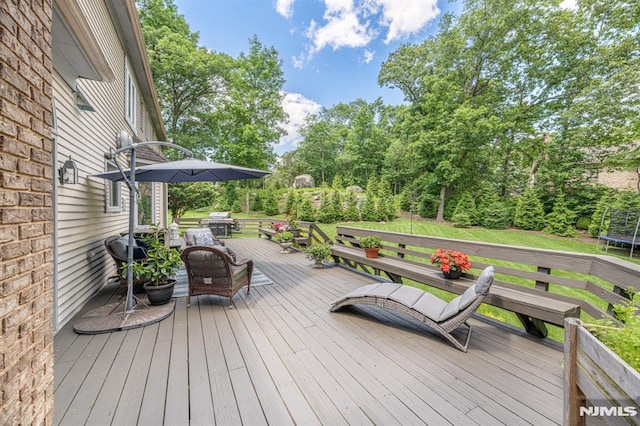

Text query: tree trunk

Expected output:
[436,185,447,222]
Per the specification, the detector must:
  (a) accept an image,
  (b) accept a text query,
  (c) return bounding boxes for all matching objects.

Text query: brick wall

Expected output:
[0,1,54,424]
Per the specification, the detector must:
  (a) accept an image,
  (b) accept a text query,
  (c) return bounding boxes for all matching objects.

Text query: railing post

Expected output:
[564,318,586,426]
[535,266,551,291]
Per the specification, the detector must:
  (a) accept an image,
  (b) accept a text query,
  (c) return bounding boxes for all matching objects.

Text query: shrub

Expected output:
[478,190,511,229]
[514,187,545,231]
[575,216,590,230]
[544,191,577,237]
[451,193,476,227]
[343,191,360,221]
[297,195,315,221]
[263,191,280,216]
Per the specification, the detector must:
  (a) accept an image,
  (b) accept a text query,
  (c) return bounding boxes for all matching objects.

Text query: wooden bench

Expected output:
[258,223,314,247]
[331,226,640,338]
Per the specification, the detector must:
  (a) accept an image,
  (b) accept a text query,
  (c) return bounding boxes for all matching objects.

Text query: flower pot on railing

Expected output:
[442,270,462,280]
[364,247,379,258]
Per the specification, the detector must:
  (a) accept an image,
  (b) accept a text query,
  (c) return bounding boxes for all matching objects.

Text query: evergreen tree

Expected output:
[263,191,280,216]
[478,190,511,229]
[544,191,577,237]
[451,192,476,227]
[316,191,335,223]
[285,189,298,216]
[343,191,360,221]
[251,191,264,212]
[331,175,344,190]
[297,195,315,221]
[361,194,378,221]
[513,187,545,231]
[330,190,344,222]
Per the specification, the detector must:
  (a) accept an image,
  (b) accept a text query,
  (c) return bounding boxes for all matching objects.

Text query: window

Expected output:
[125,60,138,132]
[136,182,155,226]
[106,161,122,212]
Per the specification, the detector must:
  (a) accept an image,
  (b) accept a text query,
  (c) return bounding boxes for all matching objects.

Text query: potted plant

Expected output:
[360,235,382,258]
[132,227,183,305]
[430,248,471,279]
[287,215,300,237]
[304,242,332,268]
[273,230,294,253]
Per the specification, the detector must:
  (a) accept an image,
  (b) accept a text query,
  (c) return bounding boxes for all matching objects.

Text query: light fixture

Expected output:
[59,156,78,185]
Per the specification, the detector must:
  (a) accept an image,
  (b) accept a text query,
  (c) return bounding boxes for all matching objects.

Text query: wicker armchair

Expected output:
[104,235,149,292]
[180,245,253,308]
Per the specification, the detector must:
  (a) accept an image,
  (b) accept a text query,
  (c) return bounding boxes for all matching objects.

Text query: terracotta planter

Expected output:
[143,279,176,305]
[364,247,379,258]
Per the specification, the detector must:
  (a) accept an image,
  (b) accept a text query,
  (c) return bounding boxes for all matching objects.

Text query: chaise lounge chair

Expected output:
[330,266,494,352]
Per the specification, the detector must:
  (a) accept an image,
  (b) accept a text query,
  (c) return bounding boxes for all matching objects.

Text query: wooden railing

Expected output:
[564,318,640,425]
[332,226,640,333]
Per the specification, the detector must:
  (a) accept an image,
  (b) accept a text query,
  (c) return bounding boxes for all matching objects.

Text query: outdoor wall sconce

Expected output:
[59,156,78,185]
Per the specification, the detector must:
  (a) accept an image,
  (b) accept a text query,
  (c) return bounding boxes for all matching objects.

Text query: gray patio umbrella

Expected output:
[78,141,269,333]
[92,158,270,183]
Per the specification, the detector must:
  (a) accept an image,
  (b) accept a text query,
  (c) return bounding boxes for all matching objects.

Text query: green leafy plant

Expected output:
[304,242,332,261]
[132,227,182,286]
[587,288,639,372]
[273,231,293,243]
[359,235,381,248]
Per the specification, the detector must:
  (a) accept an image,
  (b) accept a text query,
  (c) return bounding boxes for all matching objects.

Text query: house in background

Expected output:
[52,0,169,330]
[1,0,168,423]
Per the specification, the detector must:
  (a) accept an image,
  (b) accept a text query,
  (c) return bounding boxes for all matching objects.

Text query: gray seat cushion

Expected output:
[437,266,494,322]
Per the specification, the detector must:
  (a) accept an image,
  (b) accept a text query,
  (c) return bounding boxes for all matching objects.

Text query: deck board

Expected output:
[54,238,566,425]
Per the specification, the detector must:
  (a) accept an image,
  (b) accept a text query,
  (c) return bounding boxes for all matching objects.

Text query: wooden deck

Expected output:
[54,238,565,425]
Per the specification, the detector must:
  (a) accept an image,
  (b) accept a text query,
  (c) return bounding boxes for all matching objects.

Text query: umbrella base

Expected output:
[73,295,175,334]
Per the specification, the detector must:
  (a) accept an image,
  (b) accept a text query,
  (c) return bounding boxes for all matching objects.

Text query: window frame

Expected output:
[125,59,138,132]
[105,161,122,213]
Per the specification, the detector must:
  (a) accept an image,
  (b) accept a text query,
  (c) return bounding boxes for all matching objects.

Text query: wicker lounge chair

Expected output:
[330,266,494,352]
[180,245,253,308]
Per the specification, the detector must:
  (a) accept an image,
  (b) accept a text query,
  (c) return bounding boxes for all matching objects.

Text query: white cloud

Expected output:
[375,0,439,43]
[296,0,440,65]
[275,0,296,19]
[307,1,375,54]
[363,49,375,63]
[277,93,321,154]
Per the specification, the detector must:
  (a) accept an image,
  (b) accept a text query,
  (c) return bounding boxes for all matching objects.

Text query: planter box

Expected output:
[564,318,640,425]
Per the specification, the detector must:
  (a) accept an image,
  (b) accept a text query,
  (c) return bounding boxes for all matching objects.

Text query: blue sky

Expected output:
[172,0,463,153]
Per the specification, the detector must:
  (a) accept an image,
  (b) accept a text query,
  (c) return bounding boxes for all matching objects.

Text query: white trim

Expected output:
[125,59,138,133]
[105,160,122,212]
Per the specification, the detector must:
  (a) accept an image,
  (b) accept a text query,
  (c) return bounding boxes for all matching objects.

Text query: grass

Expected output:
[180,210,640,342]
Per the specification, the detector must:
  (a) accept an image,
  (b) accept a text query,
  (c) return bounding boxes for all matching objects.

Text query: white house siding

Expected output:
[53,0,166,329]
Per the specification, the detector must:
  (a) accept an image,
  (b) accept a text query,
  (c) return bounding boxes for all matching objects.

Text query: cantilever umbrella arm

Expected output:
[104,141,193,313]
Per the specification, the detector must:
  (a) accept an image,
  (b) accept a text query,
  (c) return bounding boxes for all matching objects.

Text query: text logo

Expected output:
[579,406,638,417]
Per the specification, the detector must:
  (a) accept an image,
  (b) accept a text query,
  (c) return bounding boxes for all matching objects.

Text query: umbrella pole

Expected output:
[125,148,137,313]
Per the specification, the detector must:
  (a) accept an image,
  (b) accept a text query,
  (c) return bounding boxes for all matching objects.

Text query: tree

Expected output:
[514,187,545,231]
[544,191,577,237]
[137,0,231,149]
[167,182,217,217]
[379,0,640,221]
